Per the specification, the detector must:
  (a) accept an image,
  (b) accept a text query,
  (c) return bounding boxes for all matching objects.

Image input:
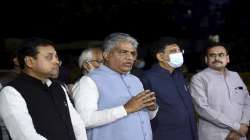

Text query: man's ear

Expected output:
[103,51,109,61]
[226,55,230,63]
[24,56,34,68]
[82,63,88,70]
[13,57,20,66]
[204,56,208,64]
[156,52,164,62]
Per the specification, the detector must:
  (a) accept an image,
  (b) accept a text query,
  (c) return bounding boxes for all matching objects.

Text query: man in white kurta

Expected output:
[190,43,250,140]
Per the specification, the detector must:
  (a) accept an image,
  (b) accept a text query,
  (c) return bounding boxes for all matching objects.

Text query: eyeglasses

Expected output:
[208,53,227,59]
[86,60,104,64]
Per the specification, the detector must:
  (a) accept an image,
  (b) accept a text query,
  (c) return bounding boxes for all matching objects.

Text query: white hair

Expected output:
[78,48,93,69]
[103,33,139,52]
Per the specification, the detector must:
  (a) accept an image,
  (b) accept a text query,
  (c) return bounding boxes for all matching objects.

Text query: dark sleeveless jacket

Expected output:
[7,73,76,140]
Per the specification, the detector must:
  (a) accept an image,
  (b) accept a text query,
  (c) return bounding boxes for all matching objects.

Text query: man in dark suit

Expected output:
[141,37,197,140]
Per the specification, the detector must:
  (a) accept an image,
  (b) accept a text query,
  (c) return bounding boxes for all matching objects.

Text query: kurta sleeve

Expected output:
[140,75,158,120]
[190,75,241,131]
[238,74,250,125]
[147,106,158,119]
[241,89,250,124]
[61,86,88,140]
[0,86,47,140]
[72,76,128,129]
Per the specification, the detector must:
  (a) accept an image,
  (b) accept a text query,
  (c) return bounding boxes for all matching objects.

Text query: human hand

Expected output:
[226,131,241,140]
[238,124,248,137]
[124,90,156,114]
[144,92,157,111]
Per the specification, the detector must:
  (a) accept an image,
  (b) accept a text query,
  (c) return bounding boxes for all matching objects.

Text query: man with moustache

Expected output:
[72,33,158,140]
[0,38,87,140]
[190,42,250,140]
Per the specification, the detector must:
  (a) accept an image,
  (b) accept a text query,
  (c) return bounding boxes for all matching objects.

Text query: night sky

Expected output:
[1,0,249,41]
[1,0,250,71]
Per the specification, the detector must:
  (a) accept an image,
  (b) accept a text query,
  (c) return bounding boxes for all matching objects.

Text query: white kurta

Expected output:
[190,68,250,140]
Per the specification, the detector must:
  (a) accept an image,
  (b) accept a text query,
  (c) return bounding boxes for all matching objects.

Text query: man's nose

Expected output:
[53,57,60,65]
[214,55,220,60]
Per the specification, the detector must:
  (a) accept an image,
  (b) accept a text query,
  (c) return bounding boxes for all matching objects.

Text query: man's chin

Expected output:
[124,66,133,71]
[49,73,59,79]
[119,67,130,73]
[212,66,225,71]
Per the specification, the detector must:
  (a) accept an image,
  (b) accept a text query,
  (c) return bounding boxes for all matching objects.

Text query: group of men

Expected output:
[0,33,249,140]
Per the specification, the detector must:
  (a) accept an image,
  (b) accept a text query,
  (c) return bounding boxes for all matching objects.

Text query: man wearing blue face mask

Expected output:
[141,37,198,140]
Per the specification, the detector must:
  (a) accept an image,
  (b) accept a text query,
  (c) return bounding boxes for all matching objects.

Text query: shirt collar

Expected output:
[45,79,52,87]
[206,67,229,76]
[99,65,129,76]
[21,72,52,87]
[152,64,180,75]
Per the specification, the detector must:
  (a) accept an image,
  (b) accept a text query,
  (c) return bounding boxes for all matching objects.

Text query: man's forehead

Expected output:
[114,43,136,51]
[208,46,226,53]
[164,44,179,50]
[37,45,57,54]
[92,48,102,54]
[92,50,103,59]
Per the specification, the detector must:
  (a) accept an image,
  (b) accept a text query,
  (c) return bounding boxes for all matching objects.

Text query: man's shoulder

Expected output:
[143,67,159,77]
[226,70,243,81]
[75,75,95,87]
[191,68,209,80]
[0,71,18,86]
[88,68,109,77]
[226,69,239,75]
[0,85,21,99]
[52,79,66,86]
[4,75,22,88]
[128,73,142,81]
[139,70,152,82]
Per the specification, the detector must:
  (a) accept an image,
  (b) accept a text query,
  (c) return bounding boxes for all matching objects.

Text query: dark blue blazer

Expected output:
[141,64,198,140]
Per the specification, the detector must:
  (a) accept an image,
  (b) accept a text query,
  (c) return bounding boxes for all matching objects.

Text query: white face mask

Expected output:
[135,60,145,69]
[81,62,95,74]
[167,52,184,68]
[86,67,95,73]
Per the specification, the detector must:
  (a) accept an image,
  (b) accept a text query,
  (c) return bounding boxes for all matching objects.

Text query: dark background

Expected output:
[1,0,250,73]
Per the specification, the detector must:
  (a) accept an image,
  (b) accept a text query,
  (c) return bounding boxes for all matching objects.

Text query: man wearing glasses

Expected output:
[141,37,198,140]
[0,38,87,140]
[190,42,250,140]
[78,47,103,75]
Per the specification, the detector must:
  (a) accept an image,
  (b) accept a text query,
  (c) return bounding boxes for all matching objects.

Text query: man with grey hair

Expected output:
[70,47,103,98]
[78,47,103,75]
[72,33,158,140]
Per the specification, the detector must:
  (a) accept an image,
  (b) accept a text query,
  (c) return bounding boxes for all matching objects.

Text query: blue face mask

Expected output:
[167,52,184,68]
[135,61,145,69]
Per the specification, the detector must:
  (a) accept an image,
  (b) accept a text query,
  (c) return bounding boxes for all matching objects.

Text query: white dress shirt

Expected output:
[72,76,158,129]
[0,79,87,140]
